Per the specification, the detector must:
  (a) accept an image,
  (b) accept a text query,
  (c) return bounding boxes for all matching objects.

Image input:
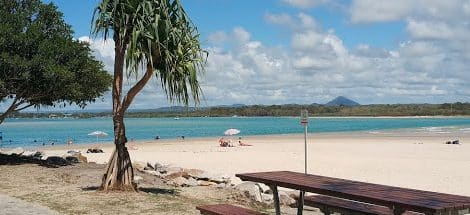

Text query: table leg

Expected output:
[297,191,304,215]
[270,185,281,215]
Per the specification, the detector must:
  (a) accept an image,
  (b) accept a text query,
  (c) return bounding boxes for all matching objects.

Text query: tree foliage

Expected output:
[0,0,112,123]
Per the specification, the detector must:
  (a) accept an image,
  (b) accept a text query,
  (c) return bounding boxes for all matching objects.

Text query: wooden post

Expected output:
[270,185,281,215]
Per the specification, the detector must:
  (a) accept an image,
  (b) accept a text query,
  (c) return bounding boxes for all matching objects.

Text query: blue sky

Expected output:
[4,0,469,111]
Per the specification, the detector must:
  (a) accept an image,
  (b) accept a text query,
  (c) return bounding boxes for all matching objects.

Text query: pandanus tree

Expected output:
[92,0,206,191]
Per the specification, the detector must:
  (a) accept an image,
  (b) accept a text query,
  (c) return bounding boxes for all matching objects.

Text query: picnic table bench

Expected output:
[236,171,470,215]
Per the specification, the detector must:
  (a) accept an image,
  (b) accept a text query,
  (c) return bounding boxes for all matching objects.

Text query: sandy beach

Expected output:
[42,129,470,196]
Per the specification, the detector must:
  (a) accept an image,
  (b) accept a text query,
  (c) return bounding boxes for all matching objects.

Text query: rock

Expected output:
[186,177,199,187]
[86,148,103,153]
[279,191,296,206]
[165,171,189,180]
[65,156,80,163]
[77,154,87,163]
[133,175,144,184]
[22,151,43,159]
[154,162,163,171]
[261,193,274,203]
[183,169,205,179]
[258,183,272,194]
[172,176,189,187]
[46,156,69,166]
[165,167,182,175]
[142,170,162,177]
[67,150,81,156]
[235,182,262,202]
[144,162,154,170]
[210,176,231,184]
[133,161,147,172]
[198,180,217,186]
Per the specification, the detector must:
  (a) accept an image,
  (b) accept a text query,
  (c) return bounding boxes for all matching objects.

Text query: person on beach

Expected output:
[238,137,252,146]
[219,138,233,147]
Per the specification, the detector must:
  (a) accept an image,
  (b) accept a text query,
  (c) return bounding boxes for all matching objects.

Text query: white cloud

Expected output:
[281,0,329,9]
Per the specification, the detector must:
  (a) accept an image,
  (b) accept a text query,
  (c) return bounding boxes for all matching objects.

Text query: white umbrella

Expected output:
[224,128,240,136]
[88,131,108,142]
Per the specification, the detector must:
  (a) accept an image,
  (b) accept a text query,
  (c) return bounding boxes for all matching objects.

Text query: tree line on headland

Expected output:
[8,102,470,119]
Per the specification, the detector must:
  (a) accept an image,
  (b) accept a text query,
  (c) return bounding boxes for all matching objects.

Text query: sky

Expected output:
[7,0,470,111]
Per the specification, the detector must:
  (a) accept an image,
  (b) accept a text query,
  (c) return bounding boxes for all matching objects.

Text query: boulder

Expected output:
[65,156,80,163]
[165,171,189,180]
[165,167,183,175]
[258,183,272,194]
[183,169,205,179]
[77,154,87,163]
[209,176,231,184]
[171,176,189,187]
[133,175,144,184]
[198,180,217,186]
[261,193,274,203]
[132,161,147,172]
[144,162,154,170]
[22,151,43,159]
[154,162,164,171]
[142,170,162,177]
[186,177,199,187]
[279,191,296,206]
[86,148,103,153]
[235,182,262,202]
[46,156,70,166]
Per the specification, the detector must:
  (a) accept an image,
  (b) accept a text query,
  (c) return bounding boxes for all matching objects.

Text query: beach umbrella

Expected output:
[224,128,240,136]
[88,131,108,142]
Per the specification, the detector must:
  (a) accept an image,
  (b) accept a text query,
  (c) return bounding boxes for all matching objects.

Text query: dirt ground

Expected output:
[0,162,273,215]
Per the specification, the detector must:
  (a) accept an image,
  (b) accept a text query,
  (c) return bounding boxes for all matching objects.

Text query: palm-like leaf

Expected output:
[92,0,206,105]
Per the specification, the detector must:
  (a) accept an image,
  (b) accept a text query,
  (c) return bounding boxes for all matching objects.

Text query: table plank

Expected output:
[236,171,470,214]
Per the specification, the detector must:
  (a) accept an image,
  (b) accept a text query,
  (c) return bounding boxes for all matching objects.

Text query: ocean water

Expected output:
[0,117,470,148]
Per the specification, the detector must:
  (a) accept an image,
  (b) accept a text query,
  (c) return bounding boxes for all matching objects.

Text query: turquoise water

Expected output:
[0,117,470,148]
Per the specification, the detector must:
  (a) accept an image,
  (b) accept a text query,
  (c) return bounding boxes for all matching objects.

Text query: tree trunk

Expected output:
[99,114,136,191]
[99,36,137,192]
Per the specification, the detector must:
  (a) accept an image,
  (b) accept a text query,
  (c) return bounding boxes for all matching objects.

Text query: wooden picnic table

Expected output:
[236,171,470,215]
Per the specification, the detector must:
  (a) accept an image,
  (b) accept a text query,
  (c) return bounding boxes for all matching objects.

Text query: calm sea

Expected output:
[1,117,470,148]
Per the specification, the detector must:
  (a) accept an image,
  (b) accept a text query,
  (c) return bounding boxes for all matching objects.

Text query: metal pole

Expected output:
[304,123,308,174]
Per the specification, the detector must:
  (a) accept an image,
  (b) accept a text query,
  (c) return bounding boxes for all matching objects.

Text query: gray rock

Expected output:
[165,167,183,175]
[154,162,163,171]
[132,161,146,172]
[235,182,263,202]
[185,177,199,187]
[65,156,80,163]
[142,170,162,177]
[171,177,189,187]
[183,169,205,179]
[215,183,228,189]
[258,183,272,194]
[144,162,154,170]
[46,156,69,166]
[22,151,43,159]
[133,175,144,184]
[279,191,296,206]
[198,180,217,186]
[261,193,274,203]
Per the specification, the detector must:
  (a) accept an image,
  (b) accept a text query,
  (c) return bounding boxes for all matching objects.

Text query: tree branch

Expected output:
[0,96,21,124]
[15,103,34,112]
[121,63,154,113]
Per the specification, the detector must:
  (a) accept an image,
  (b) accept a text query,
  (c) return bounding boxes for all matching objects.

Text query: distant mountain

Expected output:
[325,96,360,106]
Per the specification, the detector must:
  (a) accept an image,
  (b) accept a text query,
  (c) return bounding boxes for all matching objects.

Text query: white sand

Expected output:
[44,130,470,196]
